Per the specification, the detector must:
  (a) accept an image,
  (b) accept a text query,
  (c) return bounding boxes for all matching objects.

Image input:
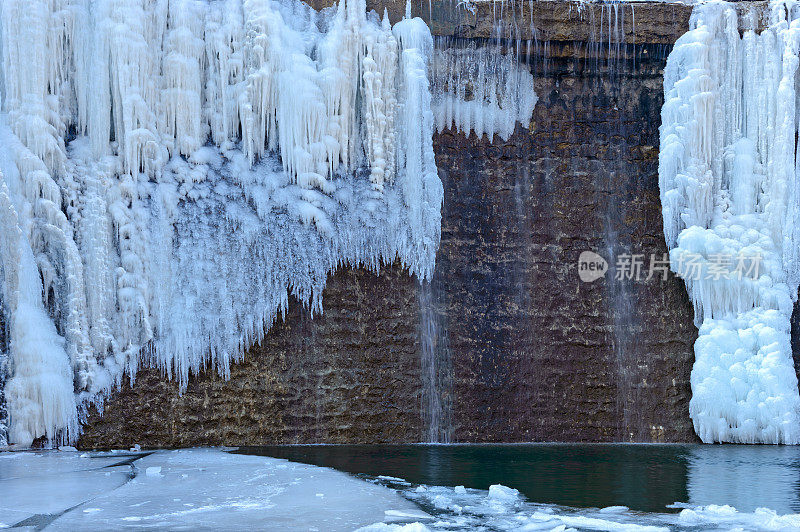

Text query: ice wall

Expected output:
[660,0,800,443]
[0,0,442,446]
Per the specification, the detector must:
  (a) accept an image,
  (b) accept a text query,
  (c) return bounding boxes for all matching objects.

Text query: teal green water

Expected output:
[237,444,800,514]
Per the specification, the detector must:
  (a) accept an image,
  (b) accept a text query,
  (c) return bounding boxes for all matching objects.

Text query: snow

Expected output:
[0,448,428,530]
[0,0,442,446]
[659,0,800,443]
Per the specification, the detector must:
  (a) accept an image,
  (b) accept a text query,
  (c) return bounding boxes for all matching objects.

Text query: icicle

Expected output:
[660,0,800,444]
[361,11,399,191]
[161,0,206,159]
[431,38,537,142]
[0,0,443,445]
[393,14,443,279]
[0,167,77,448]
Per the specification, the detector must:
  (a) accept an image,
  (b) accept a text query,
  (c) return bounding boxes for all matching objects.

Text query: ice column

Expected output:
[660,0,800,443]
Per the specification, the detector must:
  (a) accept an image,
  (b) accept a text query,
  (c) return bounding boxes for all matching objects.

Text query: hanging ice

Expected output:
[431,38,537,142]
[660,0,800,443]
[0,0,442,447]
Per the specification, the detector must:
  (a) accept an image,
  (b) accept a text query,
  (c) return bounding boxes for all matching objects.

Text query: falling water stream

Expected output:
[419,279,453,443]
[590,1,643,441]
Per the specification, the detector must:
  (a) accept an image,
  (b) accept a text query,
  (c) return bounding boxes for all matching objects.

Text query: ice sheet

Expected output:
[0,448,429,530]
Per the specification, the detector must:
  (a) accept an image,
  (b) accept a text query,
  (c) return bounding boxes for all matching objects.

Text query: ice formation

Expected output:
[0,0,442,446]
[431,38,537,141]
[660,0,800,443]
[367,475,800,531]
[7,448,800,530]
[0,449,428,529]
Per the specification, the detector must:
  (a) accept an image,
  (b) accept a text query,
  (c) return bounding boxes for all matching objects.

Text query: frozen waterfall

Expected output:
[430,38,537,142]
[0,0,442,447]
[660,0,800,443]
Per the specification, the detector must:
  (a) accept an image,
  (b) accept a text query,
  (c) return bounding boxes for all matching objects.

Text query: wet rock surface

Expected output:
[433,39,697,443]
[79,266,423,448]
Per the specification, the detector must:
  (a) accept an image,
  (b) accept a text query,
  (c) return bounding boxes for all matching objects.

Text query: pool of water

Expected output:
[237,444,800,514]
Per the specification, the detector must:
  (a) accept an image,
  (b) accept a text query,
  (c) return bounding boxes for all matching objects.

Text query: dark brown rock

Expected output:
[79,265,423,448]
[433,39,697,443]
[791,294,800,387]
[312,0,693,44]
[0,302,7,443]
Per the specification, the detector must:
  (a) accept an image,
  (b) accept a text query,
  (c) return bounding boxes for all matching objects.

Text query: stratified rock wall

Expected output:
[78,0,703,447]
[79,265,423,448]
[435,38,696,443]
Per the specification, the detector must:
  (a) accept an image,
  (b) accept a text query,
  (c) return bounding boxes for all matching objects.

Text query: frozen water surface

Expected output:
[4,445,800,531]
[244,444,800,531]
[370,481,800,531]
[0,448,429,530]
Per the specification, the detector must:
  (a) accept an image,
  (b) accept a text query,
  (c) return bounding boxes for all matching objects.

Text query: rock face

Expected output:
[0,303,7,445]
[78,0,705,447]
[434,39,697,443]
[79,265,423,448]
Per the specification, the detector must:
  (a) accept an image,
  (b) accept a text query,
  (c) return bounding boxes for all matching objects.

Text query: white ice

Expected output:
[0,448,430,530]
[659,0,800,443]
[361,475,800,532]
[431,38,537,141]
[0,0,442,446]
